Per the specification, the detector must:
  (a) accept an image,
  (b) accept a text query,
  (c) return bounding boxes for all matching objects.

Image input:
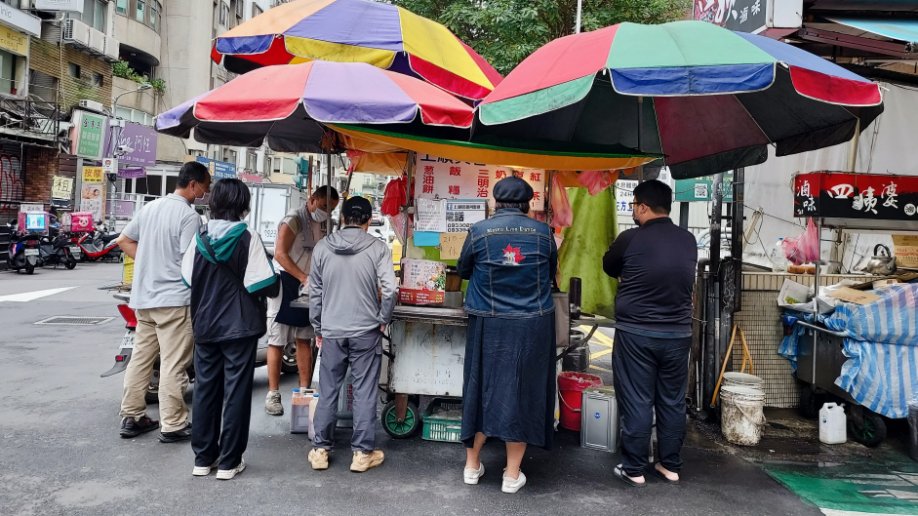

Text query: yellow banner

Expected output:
[0,24,28,55]
[82,166,104,184]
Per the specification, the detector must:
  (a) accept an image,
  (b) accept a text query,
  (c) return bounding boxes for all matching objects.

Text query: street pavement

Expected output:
[0,263,824,516]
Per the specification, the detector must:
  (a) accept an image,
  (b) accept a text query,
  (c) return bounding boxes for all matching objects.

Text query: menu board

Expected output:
[414,154,546,211]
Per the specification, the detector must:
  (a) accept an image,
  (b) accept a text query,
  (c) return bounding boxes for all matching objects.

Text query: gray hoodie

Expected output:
[308,227,397,339]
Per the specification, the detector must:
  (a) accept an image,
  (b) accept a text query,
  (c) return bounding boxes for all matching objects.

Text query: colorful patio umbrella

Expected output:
[477,20,885,179]
[211,0,502,101]
[155,61,474,153]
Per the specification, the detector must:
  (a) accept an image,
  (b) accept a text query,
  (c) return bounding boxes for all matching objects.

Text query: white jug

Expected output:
[819,402,847,444]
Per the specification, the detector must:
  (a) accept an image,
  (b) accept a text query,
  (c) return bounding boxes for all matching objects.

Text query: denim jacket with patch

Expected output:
[457,208,557,318]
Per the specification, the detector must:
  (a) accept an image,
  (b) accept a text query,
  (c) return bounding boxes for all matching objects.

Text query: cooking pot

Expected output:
[865,244,896,276]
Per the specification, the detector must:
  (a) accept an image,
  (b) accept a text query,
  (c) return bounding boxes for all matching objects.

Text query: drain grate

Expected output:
[34,316,114,326]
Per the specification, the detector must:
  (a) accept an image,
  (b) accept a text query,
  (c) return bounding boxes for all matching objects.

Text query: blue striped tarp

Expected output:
[824,284,918,419]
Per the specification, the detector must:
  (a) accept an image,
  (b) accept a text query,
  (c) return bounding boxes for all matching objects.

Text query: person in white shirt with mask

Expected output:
[264,186,339,416]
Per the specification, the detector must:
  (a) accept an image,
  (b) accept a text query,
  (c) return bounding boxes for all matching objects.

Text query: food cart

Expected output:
[354,154,617,440]
[788,171,918,446]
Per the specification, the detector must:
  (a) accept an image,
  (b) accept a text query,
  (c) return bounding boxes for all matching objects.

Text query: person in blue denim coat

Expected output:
[457,176,558,494]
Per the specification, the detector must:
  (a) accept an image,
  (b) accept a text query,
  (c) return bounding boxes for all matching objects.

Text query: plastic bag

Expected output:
[782,218,819,265]
[381,176,407,217]
[577,170,614,196]
[550,174,573,228]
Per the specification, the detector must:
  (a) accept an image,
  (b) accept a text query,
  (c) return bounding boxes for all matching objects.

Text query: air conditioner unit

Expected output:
[87,28,106,55]
[102,35,120,62]
[78,99,106,114]
[62,18,91,49]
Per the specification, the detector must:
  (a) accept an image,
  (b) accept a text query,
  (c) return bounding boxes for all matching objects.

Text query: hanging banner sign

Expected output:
[413,154,546,211]
[793,172,918,221]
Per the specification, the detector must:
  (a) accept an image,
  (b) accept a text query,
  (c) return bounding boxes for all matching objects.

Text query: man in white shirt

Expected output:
[264,186,339,416]
[116,161,211,443]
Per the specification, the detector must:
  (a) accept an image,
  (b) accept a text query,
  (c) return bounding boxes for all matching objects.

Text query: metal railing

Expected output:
[0,95,62,142]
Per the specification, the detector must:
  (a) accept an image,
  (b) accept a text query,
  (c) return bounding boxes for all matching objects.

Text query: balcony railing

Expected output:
[0,95,62,143]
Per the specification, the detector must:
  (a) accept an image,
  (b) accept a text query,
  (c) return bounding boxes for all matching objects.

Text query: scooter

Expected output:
[102,292,271,404]
[72,230,121,262]
[38,233,78,270]
[7,222,42,274]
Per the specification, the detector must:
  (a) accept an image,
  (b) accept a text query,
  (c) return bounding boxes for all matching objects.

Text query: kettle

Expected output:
[865,244,896,276]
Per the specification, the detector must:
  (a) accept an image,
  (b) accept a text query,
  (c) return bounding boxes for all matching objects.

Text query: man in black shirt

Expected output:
[603,180,697,488]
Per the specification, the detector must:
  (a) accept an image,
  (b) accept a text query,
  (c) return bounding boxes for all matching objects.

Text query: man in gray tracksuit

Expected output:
[307,196,397,473]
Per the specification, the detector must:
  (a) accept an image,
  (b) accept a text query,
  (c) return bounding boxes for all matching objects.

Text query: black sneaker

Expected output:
[159,423,192,443]
[120,416,159,438]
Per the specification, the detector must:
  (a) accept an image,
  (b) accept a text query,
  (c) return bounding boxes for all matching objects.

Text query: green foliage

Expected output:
[111,60,167,95]
[392,0,691,74]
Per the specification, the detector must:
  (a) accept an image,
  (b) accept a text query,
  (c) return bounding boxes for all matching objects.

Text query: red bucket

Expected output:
[558,371,603,431]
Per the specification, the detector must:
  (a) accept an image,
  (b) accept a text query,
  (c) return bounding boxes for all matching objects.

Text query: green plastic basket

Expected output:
[422,399,463,443]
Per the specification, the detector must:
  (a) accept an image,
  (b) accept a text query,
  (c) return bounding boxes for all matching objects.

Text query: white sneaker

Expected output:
[501,471,527,494]
[265,391,283,416]
[192,462,216,476]
[215,459,246,480]
[464,463,485,485]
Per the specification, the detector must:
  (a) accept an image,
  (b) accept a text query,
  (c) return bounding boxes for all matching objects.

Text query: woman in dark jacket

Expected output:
[180,178,278,480]
[457,176,558,494]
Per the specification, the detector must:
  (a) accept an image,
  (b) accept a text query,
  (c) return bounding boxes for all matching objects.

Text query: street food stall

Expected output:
[782,171,918,446]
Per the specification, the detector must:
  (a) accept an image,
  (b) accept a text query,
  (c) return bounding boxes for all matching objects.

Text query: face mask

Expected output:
[193,184,208,204]
[310,208,328,223]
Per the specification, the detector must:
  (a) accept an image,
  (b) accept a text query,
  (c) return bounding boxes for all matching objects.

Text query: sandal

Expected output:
[652,464,680,485]
[614,464,646,488]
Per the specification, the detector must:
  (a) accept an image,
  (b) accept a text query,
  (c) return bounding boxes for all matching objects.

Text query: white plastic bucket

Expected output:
[721,385,766,446]
[723,372,764,389]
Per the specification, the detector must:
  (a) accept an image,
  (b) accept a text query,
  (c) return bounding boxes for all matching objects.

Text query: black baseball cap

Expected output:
[342,196,373,219]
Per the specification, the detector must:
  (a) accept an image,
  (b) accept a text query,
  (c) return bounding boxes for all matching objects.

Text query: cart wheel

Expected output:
[382,400,420,439]
[799,388,822,419]
[849,411,887,448]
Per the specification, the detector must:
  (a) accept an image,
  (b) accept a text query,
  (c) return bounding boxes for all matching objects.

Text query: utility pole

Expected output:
[575,0,583,33]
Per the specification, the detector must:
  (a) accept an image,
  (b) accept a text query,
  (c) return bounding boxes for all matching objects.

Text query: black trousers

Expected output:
[191,336,257,470]
[612,330,691,477]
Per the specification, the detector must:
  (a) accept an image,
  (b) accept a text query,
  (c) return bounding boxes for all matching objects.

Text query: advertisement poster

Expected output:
[80,165,105,223]
[413,154,546,211]
[399,259,446,306]
[416,198,446,232]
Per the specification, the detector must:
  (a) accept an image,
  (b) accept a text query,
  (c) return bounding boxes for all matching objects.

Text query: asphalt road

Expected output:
[0,263,822,516]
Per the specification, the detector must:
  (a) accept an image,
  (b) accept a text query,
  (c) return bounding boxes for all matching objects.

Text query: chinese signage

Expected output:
[793,172,918,221]
[675,172,734,202]
[72,110,108,160]
[196,156,236,179]
[694,0,767,33]
[51,176,73,200]
[615,180,638,216]
[0,23,28,55]
[110,122,158,167]
[413,153,546,211]
[82,166,104,183]
[80,166,105,222]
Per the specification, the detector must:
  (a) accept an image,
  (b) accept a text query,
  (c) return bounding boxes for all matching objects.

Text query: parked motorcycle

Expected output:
[38,233,78,270]
[72,230,122,262]
[6,221,42,274]
[102,292,272,404]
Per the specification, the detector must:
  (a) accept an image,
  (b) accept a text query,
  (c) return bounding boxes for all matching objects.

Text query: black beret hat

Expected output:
[492,175,534,203]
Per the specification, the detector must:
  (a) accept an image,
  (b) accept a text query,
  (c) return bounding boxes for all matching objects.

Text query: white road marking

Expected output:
[0,287,77,303]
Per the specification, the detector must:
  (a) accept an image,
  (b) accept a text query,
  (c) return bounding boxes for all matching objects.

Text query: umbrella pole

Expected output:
[326,152,333,236]
[402,151,415,263]
[847,117,861,172]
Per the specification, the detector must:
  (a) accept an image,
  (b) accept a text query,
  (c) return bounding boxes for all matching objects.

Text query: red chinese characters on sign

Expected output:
[793,172,918,221]
[449,166,461,177]
[422,165,435,194]
[477,172,490,198]
[448,185,460,196]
